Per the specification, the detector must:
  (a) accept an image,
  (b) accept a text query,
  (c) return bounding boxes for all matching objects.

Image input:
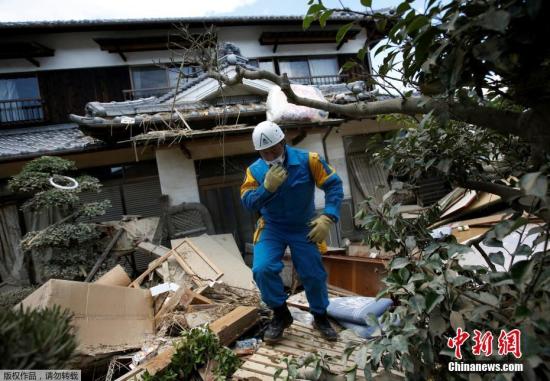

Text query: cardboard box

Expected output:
[19,279,154,354]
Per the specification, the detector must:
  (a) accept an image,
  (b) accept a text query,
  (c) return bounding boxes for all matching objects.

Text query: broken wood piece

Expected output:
[129,247,177,288]
[209,306,260,346]
[85,228,124,282]
[179,288,213,306]
[94,264,131,287]
[138,241,170,257]
[153,285,189,327]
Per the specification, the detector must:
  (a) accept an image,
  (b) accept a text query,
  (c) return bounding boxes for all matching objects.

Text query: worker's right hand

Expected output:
[264,165,288,192]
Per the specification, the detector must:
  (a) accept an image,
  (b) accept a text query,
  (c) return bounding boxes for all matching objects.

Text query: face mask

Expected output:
[265,151,285,167]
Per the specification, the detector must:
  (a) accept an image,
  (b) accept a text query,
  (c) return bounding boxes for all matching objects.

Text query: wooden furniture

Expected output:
[322,255,389,297]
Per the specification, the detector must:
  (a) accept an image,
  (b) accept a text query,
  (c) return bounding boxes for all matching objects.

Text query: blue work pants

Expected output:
[252,224,329,314]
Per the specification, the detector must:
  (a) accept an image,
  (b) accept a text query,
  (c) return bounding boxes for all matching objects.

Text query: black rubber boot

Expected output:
[264,303,293,343]
[312,312,338,341]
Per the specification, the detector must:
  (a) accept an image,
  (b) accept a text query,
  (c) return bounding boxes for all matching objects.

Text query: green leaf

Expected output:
[396,1,410,14]
[425,292,444,313]
[360,0,372,7]
[489,252,505,266]
[303,15,315,30]
[477,292,499,307]
[357,47,367,61]
[336,22,355,44]
[510,259,536,292]
[390,335,408,353]
[390,257,410,269]
[409,294,426,314]
[319,9,334,28]
[514,244,533,257]
[406,15,429,35]
[376,18,387,33]
[341,61,358,72]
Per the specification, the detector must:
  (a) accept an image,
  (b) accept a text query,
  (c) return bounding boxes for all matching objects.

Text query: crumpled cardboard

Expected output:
[18,279,154,355]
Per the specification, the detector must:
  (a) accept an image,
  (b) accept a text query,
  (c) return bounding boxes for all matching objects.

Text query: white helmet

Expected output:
[252,121,285,150]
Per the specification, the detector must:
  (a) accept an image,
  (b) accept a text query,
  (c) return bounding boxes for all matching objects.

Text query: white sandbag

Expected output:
[266,84,329,123]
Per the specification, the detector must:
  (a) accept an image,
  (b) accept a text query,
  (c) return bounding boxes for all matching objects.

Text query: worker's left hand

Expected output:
[307,215,333,243]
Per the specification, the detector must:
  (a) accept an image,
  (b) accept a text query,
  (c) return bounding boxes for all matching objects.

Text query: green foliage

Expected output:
[381,0,549,105]
[275,352,356,381]
[0,305,77,369]
[9,156,110,281]
[350,173,550,380]
[372,114,532,186]
[21,223,102,252]
[355,196,440,254]
[9,156,77,194]
[142,327,241,381]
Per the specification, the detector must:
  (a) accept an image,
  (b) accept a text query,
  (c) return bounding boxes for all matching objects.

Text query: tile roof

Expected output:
[0,124,102,161]
[0,13,369,29]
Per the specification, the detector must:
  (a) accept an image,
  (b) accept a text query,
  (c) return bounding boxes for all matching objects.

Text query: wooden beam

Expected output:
[209,306,259,346]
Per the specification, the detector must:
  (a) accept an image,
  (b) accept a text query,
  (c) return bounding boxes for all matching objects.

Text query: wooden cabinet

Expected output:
[322,255,388,297]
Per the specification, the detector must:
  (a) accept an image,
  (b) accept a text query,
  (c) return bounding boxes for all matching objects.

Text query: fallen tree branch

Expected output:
[207,66,525,140]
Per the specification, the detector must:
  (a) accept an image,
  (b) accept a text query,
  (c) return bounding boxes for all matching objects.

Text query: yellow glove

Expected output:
[307,215,333,243]
[264,165,288,192]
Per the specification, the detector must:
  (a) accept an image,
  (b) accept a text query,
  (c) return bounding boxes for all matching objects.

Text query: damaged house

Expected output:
[0,15,400,292]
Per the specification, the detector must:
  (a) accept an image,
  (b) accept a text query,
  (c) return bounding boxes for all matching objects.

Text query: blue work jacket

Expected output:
[240,145,343,228]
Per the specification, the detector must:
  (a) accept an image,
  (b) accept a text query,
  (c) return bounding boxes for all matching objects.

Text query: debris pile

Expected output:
[17,232,263,380]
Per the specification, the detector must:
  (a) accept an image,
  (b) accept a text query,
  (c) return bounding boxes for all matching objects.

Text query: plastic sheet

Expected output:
[266,84,329,123]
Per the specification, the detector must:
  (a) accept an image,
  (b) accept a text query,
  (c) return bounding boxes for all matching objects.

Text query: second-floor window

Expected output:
[0,76,44,124]
[128,65,202,99]
[250,56,342,85]
[279,57,340,85]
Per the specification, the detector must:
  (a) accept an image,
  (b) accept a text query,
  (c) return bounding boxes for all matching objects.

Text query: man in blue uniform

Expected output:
[241,121,343,342]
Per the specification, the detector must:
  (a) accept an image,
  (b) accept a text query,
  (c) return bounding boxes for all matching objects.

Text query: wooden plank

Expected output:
[185,236,255,290]
[247,353,285,369]
[209,306,259,346]
[448,213,509,228]
[241,361,286,378]
[181,238,225,275]
[138,241,170,257]
[270,339,342,357]
[255,348,364,377]
[232,369,273,380]
[286,324,347,345]
[173,240,223,282]
[267,343,361,370]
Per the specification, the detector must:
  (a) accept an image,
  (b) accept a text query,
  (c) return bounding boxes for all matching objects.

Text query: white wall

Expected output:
[155,147,200,206]
[1,25,367,74]
[294,130,351,209]
[0,29,181,73]
[218,26,367,59]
